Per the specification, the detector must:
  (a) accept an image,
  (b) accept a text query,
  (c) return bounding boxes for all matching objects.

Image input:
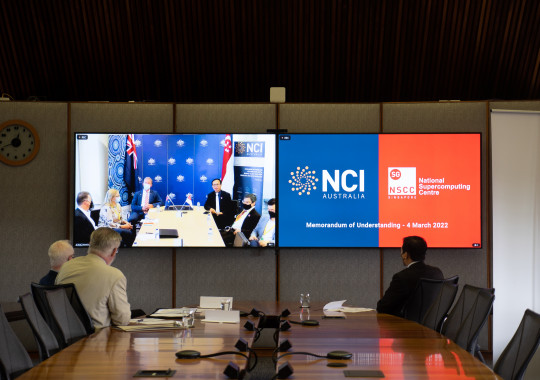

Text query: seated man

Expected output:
[56,227,131,329]
[204,178,235,229]
[74,191,96,247]
[128,177,163,224]
[221,193,260,247]
[249,198,276,247]
[39,240,74,285]
[376,236,443,317]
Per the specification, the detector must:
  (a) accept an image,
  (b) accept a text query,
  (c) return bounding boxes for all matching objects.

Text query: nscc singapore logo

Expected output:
[289,166,319,195]
[388,167,416,197]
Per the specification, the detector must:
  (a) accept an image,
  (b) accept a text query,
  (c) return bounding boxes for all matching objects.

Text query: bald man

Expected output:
[39,240,75,286]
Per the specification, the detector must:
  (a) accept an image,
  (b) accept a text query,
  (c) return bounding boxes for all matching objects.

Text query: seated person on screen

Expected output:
[39,240,74,285]
[74,191,97,246]
[249,198,276,247]
[204,178,235,229]
[56,227,131,329]
[98,189,135,248]
[376,236,443,317]
[221,193,261,247]
[128,177,163,224]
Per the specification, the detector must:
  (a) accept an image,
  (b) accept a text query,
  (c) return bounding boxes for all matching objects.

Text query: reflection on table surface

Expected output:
[133,207,224,247]
[16,302,500,379]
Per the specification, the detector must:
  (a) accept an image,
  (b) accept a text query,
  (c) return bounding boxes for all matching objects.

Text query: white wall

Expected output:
[491,110,540,375]
[75,133,109,207]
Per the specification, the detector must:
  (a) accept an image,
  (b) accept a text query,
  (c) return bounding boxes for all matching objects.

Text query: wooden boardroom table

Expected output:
[17,302,500,379]
[133,207,225,247]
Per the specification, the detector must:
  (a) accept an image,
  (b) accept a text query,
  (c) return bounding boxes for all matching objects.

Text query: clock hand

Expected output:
[1,142,13,149]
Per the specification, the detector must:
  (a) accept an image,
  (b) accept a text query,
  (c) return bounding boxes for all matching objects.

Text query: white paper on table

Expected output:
[338,307,374,313]
[323,300,347,311]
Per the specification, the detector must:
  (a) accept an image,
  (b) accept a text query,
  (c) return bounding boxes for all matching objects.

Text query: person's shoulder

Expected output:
[424,263,444,277]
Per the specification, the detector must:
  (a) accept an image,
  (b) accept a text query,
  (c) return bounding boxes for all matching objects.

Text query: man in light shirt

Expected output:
[56,227,131,329]
[249,198,276,247]
[74,191,96,247]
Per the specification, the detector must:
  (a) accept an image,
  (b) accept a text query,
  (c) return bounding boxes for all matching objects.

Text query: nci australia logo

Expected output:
[289,166,365,199]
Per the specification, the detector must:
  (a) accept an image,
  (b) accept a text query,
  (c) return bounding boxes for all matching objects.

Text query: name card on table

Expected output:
[203,310,240,324]
[199,296,234,309]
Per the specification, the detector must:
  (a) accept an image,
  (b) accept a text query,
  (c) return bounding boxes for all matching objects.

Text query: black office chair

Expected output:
[442,285,495,362]
[422,280,459,333]
[18,293,60,362]
[494,309,540,380]
[402,275,459,324]
[31,282,95,336]
[0,304,33,380]
[45,288,88,347]
[90,209,100,226]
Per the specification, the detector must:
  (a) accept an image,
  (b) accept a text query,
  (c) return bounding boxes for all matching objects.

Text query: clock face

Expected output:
[0,120,40,166]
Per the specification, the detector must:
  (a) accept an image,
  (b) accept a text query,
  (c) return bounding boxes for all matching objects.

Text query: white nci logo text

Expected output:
[388,167,416,195]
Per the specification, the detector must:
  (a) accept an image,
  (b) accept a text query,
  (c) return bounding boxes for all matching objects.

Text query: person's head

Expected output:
[143,177,153,191]
[267,198,276,218]
[104,188,121,206]
[88,227,122,265]
[211,178,222,193]
[401,236,428,265]
[242,194,257,210]
[77,191,93,211]
[48,240,74,271]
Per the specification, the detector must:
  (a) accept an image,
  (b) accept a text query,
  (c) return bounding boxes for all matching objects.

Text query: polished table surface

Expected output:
[133,207,225,247]
[17,302,500,379]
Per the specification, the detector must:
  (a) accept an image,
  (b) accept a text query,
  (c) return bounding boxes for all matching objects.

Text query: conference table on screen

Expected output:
[17,302,500,379]
[133,207,225,247]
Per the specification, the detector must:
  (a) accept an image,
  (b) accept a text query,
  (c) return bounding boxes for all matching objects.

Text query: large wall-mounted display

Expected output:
[278,133,481,248]
[74,133,276,248]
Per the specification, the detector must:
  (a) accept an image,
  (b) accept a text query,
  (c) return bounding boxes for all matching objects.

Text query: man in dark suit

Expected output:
[39,240,75,285]
[377,236,443,317]
[74,191,97,247]
[204,178,235,229]
[221,193,261,247]
[128,177,163,224]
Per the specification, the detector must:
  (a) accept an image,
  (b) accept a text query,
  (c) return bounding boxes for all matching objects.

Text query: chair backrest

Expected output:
[494,309,540,380]
[18,293,60,362]
[441,284,495,342]
[90,209,100,226]
[30,283,65,348]
[446,286,495,354]
[403,275,459,324]
[31,282,95,336]
[45,288,88,347]
[0,304,33,380]
[422,280,459,333]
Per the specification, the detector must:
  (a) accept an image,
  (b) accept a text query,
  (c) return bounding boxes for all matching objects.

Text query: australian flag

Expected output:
[124,134,138,203]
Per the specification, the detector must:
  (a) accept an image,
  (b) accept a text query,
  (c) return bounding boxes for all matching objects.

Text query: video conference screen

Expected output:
[74,132,481,249]
[277,133,482,248]
[74,133,276,248]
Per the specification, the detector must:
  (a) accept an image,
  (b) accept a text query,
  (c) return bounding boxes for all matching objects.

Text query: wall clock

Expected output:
[0,120,40,166]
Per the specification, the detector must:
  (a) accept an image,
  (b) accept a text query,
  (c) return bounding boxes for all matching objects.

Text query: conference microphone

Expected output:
[288,319,319,326]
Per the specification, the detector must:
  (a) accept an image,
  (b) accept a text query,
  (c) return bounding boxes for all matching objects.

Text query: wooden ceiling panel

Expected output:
[0,0,538,102]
